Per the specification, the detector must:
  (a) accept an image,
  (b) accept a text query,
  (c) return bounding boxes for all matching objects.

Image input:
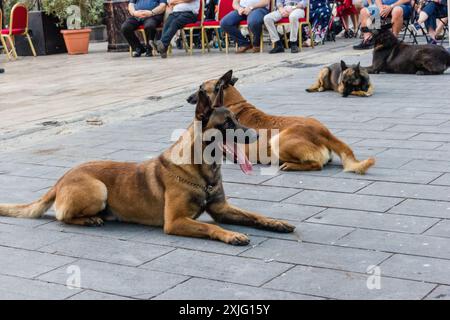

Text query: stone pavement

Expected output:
[1,44,450,300]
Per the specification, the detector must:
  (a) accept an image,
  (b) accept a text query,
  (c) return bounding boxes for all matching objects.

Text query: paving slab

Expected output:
[264,265,435,300]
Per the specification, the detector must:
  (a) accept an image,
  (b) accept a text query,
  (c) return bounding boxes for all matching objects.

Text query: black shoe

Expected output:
[132,47,144,57]
[353,38,374,50]
[269,41,284,54]
[156,40,168,59]
[0,68,4,74]
[290,41,299,53]
[145,46,153,57]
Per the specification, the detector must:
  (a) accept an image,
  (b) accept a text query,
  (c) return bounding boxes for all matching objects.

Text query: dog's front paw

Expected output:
[225,232,250,246]
[265,219,296,233]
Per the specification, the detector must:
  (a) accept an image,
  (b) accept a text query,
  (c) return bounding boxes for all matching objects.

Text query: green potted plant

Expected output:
[41,0,94,54]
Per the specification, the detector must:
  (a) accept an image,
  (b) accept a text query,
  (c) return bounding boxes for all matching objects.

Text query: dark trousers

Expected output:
[121,15,164,50]
[161,11,197,47]
[220,8,269,47]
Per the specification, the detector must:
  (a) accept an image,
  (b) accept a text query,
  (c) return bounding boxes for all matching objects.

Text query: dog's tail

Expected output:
[0,187,56,218]
[325,135,375,174]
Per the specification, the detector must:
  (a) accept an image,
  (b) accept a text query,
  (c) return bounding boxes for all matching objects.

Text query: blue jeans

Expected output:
[220,8,269,47]
[422,2,447,31]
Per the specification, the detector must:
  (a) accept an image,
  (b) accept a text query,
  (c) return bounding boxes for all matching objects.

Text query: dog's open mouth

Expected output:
[219,141,253,175]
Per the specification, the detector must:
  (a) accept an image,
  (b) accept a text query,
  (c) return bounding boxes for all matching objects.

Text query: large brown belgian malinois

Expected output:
[187,70,375,173]
[0,86,295,245]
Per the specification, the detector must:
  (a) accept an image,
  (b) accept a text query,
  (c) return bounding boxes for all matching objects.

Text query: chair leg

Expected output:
[299,25,303,52]
[1,36,12,60]
[282,25,289,49]
[6,35,18,59]
[25,32,37,57]
[201,28,205,54]
[189,29,194,55]
[181,30,189,53]
[215,29,222,51]
[225,33,229,54]
[260,29,264,52]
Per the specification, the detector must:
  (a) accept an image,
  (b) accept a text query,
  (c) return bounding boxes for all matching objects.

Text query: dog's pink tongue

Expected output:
[234,143,253,175]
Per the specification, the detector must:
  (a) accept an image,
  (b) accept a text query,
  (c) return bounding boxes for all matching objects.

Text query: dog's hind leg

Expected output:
[55,178,107,226]
[280,160,323,171]
[306,68,329,92]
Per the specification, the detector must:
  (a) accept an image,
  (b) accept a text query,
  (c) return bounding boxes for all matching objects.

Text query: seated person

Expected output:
[354,0,412,49]
[306,0,332,46]
[121,0,167,57]
[336,0,359,37]
[220,0,270,53]
[156,0,200,58]
[264,0,307,54]
[415,0,448,44]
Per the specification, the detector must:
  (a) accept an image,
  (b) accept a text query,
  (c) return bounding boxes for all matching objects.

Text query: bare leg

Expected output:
[391,7,404,36]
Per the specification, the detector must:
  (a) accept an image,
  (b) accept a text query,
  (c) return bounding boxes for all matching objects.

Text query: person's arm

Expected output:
[128,1,138,16]
[380,0,410,17]
[297,0,307,8]
[140,1,167,17]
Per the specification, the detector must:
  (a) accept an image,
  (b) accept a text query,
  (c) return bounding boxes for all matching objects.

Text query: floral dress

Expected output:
[309,0,332,42]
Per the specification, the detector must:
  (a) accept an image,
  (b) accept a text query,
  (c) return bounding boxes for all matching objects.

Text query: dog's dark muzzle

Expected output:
[187,92,198,104]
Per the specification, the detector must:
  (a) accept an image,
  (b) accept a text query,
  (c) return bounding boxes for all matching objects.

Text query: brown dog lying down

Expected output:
[187,70,375,173]
[307,61,374,97]
[367,27,450,75]
[0,87,294,245]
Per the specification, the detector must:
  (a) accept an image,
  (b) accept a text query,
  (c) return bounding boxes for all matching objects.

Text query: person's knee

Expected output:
[264,13,273,24]
[392,7,404,21]
[121,22,132,34]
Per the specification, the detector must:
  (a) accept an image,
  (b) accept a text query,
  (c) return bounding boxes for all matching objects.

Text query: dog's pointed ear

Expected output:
[229,77,238,86]
[340,60,347,71]
[218,70,233,86]
[195,89,213,121]
[212,84,224,108]
[355,62,361,74]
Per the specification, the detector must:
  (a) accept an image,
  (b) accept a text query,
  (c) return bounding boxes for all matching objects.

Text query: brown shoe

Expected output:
[252,46,261,53]
[236,45,252,53]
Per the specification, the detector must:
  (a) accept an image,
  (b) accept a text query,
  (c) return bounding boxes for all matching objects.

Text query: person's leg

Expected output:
[121,17,144,52]
[220,10,249,47]
[160,12,197,47]
[359,7,371,40]
[158,12,197,57]
[351,13,359,33]
[391,5,409,36]
[143,14,164,42]
[264,10,282,44]
[289,8,305,42]
[247,8,269,48]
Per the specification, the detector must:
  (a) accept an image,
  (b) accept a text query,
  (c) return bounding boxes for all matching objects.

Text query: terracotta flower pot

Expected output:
[60,29,92,55]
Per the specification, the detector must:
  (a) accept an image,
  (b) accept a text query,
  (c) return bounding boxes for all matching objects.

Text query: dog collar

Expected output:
[163,165,218,196]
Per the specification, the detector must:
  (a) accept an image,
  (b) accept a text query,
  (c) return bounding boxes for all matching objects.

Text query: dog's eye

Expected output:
[223,119,234,129]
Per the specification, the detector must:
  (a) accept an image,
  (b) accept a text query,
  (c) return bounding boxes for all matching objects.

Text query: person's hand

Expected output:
[380,5,392,18]
[296,3,305,9]
[133,10,146,18]
[237,6,245,15]
[279,7,289,17]
[243,7,253,15]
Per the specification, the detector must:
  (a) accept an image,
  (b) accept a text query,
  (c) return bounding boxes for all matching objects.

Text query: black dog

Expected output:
[0,69,4,74]
[367,26,450,75]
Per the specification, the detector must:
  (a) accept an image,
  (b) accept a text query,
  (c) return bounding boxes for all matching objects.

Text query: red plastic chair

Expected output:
[181,0,204,54]
[1,3,36,60]
[202,0,234,52]
[275,0,313,51]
